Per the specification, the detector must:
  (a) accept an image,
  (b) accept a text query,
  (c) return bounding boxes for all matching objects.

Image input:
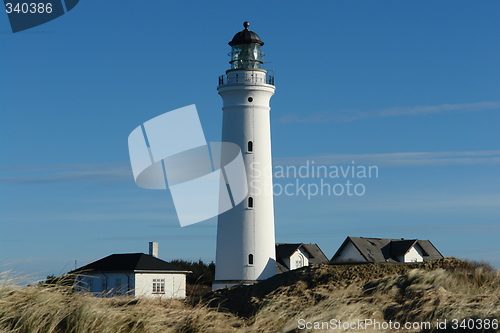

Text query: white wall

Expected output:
[288,247,310,270]
[76,272,186,298]
[214,70,277,289]
[401,245,424,262]
[76,272,134,296]
[335,241,366,262]
[135,272,186,299]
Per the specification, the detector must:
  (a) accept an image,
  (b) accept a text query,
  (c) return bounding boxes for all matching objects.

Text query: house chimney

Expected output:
[149,242,158,258]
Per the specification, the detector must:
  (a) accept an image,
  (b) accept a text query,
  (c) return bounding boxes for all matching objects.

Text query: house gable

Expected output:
[301,244,329,265]
[287,246,310,270]
[402,243,424,262]
[275,243,328,272]
[333,238,366,262]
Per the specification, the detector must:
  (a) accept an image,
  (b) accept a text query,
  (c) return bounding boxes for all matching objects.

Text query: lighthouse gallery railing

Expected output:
[218,73,274,86]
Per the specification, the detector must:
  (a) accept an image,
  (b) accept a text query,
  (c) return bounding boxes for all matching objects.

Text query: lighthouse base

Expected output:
[212,279,260,291]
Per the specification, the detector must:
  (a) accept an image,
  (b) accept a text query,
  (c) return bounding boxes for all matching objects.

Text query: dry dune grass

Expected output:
[0,282,245,333]
[0,258,499,332]
[209,258,500,332]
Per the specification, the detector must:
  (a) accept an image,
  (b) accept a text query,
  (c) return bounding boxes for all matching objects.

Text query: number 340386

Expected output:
[5,3,53,14]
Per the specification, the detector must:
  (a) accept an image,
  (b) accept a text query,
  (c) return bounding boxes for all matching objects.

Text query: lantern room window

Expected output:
[230,44,264,69]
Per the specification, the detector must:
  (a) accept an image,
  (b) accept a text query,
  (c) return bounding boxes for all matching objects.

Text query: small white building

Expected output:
[72,246,190,298]
[275,243,329,273]
[331,237,443,263]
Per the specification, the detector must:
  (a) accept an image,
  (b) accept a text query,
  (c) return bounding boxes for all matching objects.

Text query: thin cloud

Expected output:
[274,150,500,168]
[0,162,132,186]
[3,210,178,224]
[2,150,499,186]
[277,101,500,123]
[97,234,215,241]
[356,195,500,211]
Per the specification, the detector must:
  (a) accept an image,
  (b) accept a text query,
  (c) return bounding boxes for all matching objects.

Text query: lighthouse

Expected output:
[212,22,276,290]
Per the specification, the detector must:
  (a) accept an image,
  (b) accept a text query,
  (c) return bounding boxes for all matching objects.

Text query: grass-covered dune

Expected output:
[0,258,499,332]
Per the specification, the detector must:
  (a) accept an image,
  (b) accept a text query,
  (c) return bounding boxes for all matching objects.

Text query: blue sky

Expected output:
[1,1,499,282]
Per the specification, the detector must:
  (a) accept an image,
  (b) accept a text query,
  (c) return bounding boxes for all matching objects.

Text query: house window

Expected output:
[115,278,122,294]
[152,278,165,294]
[248,197,254,208]
[248,254,254,265]
[247,141,253,152]
[101,279,107,293]
[295,254,304,269]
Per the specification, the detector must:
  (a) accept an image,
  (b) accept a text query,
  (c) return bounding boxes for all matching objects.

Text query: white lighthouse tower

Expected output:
[212,22,276,290]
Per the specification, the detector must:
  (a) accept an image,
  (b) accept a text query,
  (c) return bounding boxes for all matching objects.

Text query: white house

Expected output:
[71,244,190,298]
[275,243,328,273]
[331,237,443,263]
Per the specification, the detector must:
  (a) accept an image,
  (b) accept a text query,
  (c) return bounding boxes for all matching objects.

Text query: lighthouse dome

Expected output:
[229,22,264,46]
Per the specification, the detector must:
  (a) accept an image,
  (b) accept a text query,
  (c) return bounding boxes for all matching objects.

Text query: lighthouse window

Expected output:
[247,141,253,152]
[248,97,253,102]
[248,197,254,208]
[248,254,254,265]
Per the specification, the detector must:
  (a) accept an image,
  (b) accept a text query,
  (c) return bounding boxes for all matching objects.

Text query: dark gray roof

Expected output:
[276,243,306,258]
[414,240,441,258]
[301,244,329,265]
[229,22,264,46]
[331,237,443,263]
[390,239,424,257]
[70,253,188,274]
[275,243,329,272]
[276,261,289,274]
